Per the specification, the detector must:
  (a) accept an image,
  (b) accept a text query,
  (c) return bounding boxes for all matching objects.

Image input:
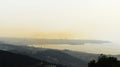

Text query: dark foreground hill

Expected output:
[0,50,66,67]
[0,43,87,67]
[0,42,119,67]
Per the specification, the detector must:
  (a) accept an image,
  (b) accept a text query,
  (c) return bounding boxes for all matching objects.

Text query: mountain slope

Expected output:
[0,43,87,67]
[63,50,99,62]
[30,49,87,67]
[0,42,119,67]
[0,50,50,67]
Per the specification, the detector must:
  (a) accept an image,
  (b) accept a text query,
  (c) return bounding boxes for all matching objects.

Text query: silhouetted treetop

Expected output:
[88,54,120,67]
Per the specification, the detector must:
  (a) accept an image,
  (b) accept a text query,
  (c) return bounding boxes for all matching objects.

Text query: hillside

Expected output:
[0,42,119,67]
[0,50,64,67]
[0,43,87,67]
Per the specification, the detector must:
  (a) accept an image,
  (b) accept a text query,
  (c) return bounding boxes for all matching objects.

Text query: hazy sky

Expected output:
[0,0,120,54]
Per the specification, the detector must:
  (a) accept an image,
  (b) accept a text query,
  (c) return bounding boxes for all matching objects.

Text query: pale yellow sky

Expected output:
[0,0,120,54]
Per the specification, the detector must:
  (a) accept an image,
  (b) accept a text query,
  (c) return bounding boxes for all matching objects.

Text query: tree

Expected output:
[88,54,120,67]
[88,60,96,67]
